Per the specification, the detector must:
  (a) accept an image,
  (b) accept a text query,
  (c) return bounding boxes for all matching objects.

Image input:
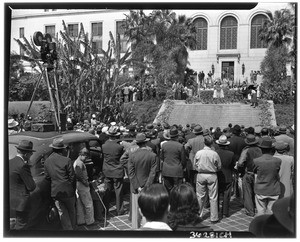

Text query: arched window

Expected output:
[220,16,238,49]
[193,18,208,50]
[250,14,268,48]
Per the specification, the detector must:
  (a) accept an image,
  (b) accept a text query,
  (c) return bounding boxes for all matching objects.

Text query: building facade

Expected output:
[10,3,290,84]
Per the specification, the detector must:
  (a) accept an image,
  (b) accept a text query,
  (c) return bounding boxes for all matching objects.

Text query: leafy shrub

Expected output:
[260,45,293,104]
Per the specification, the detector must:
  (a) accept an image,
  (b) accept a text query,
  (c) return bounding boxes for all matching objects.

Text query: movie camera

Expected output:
[33,31,58,69]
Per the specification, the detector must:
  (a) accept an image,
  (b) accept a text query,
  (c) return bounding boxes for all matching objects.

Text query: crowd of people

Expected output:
[9,110,295,235]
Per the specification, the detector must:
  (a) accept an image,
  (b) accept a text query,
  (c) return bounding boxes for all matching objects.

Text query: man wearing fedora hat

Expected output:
[73,148,95,226]
[215,135,235,218]
[10,140,36,229]
[274,125,294,157]
[228,124,247,199]
[184,125,205,191]
[128,133,158,229]
[273,141,294,198]
[237,134,262,217]
[253,137,282,217]
[102,126,126,216]
[44,138,76,230]
[160,126,186,193]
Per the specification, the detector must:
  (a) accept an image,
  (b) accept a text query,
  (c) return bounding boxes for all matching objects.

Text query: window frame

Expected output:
[220,16,238,50]
[250,14,268,49]
[193,17,208,50]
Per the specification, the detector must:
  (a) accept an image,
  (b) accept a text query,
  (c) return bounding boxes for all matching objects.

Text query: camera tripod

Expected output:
[25,63,61,132]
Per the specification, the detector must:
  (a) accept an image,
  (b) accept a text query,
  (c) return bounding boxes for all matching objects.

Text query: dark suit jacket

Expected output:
[9,156,36,211]
[102,140,125,178]
[254,154,281,196]
[128,147,157,193]
[228,135,247,161]
[44,152,75,198]
[161,140,186,177]
[216,147,235,184]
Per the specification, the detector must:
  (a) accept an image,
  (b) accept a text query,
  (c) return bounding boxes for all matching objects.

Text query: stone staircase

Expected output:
[154,100,276,130]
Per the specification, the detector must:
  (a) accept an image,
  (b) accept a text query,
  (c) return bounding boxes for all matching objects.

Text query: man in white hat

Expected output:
[44,138,76,230]
[215,135,235,218]
[10,140,36,229]
[8,119,19,135]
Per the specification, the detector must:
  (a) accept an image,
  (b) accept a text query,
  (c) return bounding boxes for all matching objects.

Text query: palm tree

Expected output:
[259,8,294,48]
[124,9,196,90]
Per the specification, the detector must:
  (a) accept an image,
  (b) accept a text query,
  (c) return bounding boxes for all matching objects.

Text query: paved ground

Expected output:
[78,190,254,234]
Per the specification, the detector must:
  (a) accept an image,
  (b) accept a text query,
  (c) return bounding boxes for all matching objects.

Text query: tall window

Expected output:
[91,22,103,54]
[250,14,268,48]
[220,16,237,49]
[45,25,55,38]
[68,24,78,38]
[193,18,208,50]
[19,27,24,55]
[116,21,127,53]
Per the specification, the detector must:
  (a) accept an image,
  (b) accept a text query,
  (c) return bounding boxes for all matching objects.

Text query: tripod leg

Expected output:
[44,69,60,131]
[53,73,61,131]
[25,72,43,119]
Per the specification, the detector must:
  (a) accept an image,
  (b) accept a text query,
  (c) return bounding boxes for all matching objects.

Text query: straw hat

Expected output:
[49,138,68,149]
[216,135,230,145]
[8,119,19,129]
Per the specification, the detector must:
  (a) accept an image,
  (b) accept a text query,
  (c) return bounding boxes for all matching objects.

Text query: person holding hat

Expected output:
[73,148,95,226]
[237,134,262,217]
[9,140,36,229]
[160,126,186,193]
[44,138,76,230]
[273,141,294,198]
[102,126,126,216]
[128,133,158,229]
[215,135,235,218]
[184,125,205,191]
[274,125,294,157]
[253,137,282,217]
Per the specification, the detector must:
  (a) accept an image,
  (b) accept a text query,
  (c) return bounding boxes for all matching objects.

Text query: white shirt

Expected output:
[142,221,172,230]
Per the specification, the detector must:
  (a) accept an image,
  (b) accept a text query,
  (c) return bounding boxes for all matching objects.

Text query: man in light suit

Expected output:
[44,138,76,230]
[161,126,186,192]
[10,140,36,230]
[275,125,294,157]
[128,133,158,229]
